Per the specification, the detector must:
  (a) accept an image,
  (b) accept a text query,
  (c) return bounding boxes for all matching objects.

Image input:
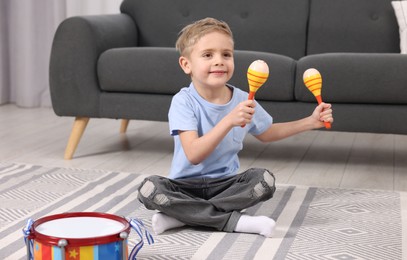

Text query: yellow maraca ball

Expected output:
[303,68,322,100]
[247,60,269,100]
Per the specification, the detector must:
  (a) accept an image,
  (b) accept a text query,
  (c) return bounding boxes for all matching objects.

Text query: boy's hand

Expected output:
[311,102,333,128]
[229,100,256,126]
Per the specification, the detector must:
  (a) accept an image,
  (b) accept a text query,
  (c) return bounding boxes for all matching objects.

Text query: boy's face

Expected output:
[179,31,234,91]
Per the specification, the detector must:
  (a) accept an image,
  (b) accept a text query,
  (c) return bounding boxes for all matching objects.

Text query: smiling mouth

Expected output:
[210,70,227,75]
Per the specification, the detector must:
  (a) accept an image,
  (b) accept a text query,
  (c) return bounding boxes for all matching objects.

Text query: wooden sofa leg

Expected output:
[64,117,90,160]
[120,119,130,133]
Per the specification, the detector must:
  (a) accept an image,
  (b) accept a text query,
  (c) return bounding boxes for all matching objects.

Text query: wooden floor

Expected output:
[1,104,406,191]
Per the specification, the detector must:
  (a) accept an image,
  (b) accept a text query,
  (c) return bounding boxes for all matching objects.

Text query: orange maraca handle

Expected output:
[241,91,256,127]
[248,91,255,100]
[315,95,331,129]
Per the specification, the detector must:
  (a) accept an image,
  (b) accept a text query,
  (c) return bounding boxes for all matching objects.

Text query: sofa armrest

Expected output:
[50,14,137,117]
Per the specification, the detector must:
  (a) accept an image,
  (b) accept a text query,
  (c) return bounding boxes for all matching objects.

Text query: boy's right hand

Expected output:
[229,100,256,127]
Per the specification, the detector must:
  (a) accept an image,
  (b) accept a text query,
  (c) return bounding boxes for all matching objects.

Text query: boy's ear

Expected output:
[179,56,191,75]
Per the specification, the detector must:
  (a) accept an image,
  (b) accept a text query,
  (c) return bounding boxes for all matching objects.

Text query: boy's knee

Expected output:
[139,180,155,197]
[253,170,276,198]
[153,193,170,205]
[138,178,170,206]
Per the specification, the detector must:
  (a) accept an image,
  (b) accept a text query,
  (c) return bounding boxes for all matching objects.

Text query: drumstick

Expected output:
[242,60,269,127]
[303,68,331,129]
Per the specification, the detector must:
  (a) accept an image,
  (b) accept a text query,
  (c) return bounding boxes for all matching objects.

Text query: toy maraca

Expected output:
[242,60,269,127]
[303,68,331,129]
[247,60,269,99]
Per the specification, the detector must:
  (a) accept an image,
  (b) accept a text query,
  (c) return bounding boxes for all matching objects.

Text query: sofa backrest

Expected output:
[121,0,401,59]
[307,0,400,54]
[120,0,309,60]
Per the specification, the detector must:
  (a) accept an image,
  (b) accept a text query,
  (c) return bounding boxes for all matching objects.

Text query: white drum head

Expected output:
[36,217,125,238]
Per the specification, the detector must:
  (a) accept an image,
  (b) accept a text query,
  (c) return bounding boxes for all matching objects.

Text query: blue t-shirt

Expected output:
[168,83,273,180]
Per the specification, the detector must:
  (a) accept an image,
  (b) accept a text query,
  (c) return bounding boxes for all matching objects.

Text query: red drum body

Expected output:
[27,212,130,260]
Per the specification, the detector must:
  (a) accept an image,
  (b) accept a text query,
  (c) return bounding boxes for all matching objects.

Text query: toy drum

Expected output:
[25,212,130,260]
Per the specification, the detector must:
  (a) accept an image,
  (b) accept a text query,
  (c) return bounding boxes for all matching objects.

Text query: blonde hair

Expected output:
[175,17,234,56]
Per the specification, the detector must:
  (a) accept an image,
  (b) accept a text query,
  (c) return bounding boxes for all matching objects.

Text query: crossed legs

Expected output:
[138,168,276,237]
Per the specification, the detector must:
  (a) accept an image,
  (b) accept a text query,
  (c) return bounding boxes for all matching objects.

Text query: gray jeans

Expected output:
[137,168,276,232]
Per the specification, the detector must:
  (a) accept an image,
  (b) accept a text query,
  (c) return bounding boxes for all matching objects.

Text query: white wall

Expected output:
[0,0,122,108]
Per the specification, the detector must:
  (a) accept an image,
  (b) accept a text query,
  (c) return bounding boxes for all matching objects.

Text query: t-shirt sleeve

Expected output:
[168,92,198,136]
[248,101,273,136]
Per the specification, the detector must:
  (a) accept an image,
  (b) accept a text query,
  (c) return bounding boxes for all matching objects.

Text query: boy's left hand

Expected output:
[311,102,333,129]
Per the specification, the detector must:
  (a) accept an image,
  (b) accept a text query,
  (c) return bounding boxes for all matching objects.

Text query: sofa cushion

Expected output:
[98,47,189,95]
[295,53,407,104]
[307,0,400,54]
[120,0,309,60]
[98,48,296,101]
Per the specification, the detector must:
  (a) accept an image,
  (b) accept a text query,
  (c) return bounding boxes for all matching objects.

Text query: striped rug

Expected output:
[0,163,406,259]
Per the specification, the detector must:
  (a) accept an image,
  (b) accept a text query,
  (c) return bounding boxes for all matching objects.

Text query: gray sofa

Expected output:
[50,0,407,159]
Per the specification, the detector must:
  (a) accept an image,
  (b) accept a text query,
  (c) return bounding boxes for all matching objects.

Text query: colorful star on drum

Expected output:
[69,248,79,259]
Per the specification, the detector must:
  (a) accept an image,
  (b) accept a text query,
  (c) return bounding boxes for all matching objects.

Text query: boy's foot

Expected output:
[152,212,185,234]
[234,215,276,237]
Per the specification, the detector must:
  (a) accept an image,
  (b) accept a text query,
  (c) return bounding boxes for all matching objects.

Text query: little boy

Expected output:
[137,17,333,237]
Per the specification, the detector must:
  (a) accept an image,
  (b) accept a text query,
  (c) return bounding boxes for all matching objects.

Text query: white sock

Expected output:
[151,212,185,234]
[234,215,276,237]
